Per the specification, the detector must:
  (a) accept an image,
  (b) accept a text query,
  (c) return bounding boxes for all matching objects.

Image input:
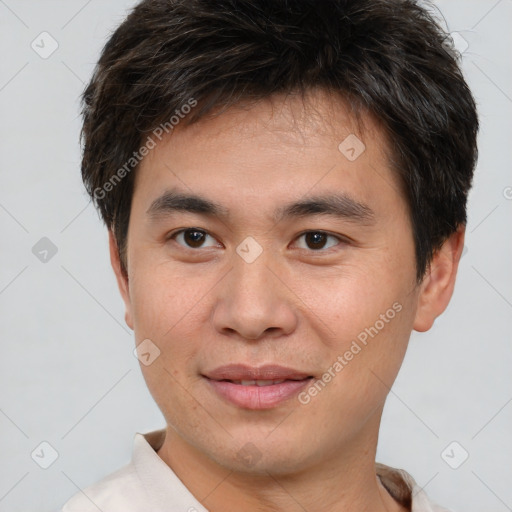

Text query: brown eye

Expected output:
[295,231,342,251]
[183,230,206,248]
[170,229,219,249]
[305,232,328,249]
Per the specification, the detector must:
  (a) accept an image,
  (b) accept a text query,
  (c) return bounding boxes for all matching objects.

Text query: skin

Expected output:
[109,89,465,512]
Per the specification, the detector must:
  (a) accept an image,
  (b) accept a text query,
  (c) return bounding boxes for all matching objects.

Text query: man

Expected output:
[62,0,478,510]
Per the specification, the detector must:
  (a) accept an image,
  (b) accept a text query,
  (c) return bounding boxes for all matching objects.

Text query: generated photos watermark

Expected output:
[298,301,403,405]
[93,97,198,200]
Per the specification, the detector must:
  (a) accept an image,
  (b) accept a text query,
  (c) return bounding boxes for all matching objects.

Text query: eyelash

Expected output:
[167,228,347,253]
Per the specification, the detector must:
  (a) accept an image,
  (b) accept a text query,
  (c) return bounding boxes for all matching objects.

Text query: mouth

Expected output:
[203,364,315,410]
[219,378,307,386]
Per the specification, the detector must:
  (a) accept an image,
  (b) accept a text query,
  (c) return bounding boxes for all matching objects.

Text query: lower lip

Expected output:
[205,377,313,410]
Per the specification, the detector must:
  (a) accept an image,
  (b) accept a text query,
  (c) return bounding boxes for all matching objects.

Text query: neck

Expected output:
[157,411,407,512]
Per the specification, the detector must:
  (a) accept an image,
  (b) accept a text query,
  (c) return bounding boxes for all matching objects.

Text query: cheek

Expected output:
[129,257,198,335]
[297,303,413,445]
[129,264,207,418]
[294,257,407,339]
[293,263,414,410]
[129,259,214,377]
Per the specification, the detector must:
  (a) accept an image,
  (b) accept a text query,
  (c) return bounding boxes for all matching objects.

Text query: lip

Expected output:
[204,364,313,381]
[203,364,314,410]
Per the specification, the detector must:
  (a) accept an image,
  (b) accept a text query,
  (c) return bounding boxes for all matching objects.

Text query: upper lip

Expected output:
[204,364,313,381]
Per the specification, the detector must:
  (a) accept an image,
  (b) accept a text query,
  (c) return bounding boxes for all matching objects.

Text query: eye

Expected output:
[168,228,346,252]
[169,228,220,249]
[293,231,344,251]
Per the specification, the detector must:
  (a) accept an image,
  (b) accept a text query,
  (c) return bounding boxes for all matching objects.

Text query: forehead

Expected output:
[171,90,383,151]
[133,89,403,223]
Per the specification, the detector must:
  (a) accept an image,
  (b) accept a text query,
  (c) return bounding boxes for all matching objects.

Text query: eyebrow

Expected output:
[146,188,375,225]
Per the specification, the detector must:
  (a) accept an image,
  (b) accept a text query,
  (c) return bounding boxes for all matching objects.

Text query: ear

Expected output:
[108,229,134,330]
[413,225,466,332]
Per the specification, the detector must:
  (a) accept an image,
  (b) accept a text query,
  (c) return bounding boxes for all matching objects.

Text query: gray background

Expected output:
[0,1,511,511]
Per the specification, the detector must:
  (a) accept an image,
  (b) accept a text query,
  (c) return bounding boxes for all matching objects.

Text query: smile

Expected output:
[203,365,314,409]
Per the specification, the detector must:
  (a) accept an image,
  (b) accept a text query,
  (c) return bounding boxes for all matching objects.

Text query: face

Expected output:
[111,89,453,475]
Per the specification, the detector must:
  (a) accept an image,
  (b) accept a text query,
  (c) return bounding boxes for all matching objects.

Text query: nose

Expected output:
[212,248,298,341]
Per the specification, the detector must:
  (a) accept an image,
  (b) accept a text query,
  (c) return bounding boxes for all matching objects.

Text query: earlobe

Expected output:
[108,230,134,330]
[413,226,466,333]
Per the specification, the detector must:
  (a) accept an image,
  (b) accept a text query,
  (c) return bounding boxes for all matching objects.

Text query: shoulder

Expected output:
[61,462,148,512]
[376,462,454,512]
[430,506,453,512]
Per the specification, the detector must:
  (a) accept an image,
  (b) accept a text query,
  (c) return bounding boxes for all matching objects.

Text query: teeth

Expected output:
[233,379,286,386]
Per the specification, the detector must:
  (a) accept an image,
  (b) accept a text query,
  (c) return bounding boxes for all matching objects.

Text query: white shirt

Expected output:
[61,429,452,512]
